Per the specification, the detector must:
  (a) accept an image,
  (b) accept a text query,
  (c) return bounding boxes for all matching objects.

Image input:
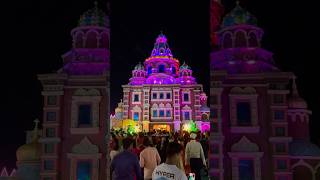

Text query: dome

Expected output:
[79,2,109,27]
[145,74,176,84]
[288,79,308,109]
[134,62,145,70]
[16,120,41,162]
[179,62,191,70]
[16,142,41,162]
[222,2,257,28]
[288,96,307,109]
[289,140,320,156]
[200,104,210,112]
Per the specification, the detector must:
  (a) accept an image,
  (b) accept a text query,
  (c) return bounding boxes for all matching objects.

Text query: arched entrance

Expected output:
[293,165,313,180]
[151,124,171,132]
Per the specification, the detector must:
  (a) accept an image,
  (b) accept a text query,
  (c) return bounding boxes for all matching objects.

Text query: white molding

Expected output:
[70,127,99,134]
[230,126,260,133]
[39,138,61,143]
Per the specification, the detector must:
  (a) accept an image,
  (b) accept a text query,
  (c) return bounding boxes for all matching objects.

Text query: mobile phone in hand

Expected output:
[188,173,195,180]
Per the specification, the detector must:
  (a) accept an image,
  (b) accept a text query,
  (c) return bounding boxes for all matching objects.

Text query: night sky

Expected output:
[1,0,319,169]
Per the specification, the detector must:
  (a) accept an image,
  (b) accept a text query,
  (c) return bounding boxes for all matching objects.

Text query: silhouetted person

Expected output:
[111,137,142,180]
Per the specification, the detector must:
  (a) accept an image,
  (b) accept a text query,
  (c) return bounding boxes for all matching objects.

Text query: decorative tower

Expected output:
[176,62,196,85]
[38,2,110,180]
[144,33,179,85]
[129,62,147,85]
[199,92,210,132]
[16,119,41,180]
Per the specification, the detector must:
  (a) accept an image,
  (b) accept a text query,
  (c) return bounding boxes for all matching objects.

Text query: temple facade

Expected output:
[209,1,320,180]
[36,3,110,180]
[116,33,210,132]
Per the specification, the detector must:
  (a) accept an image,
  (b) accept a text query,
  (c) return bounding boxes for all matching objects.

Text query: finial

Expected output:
[94,1,98,8]
[236,0,240,5]
[33,119,40,130]
[292,78,299,97]
[32,119,40,142]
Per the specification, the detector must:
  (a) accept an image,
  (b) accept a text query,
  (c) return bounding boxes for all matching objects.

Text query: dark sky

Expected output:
[1,0,319,169]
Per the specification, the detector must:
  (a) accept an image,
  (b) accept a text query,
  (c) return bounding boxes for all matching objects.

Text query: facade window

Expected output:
[147,67,152,75]
[78,104,92,126]
[212,144,219,154]
[210,95,218,105]
[275,127,285,136]
[153,110,157,117]
[273,95,284,104]
[158,65,165,73]
[184,111,190,120]
[210,109,218,119]
[76,161,92,180]
[278,176,288,180]
[166,93,171,99]
[274,111,285,121]
[44,144,54,154]
[159,110,165,117]
[172,67,176,74]
[211,175,219,180]
[47,96,57,105]
[133,112,139,121]
[46,112,56,122]
[44,160,54,170]
[236,102,251,126]
[166,110,171,117]
[183,93,189,102]
[152,93,157,99]
[159,93,164,99]
[277,160,287,170]
[238,160,254,180]
[133,94,139,102]
[275,143,286,153]
[46,128,55,138]
[211,159,219,168]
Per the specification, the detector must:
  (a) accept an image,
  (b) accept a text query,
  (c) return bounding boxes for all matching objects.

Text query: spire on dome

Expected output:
[150,33,173,57]
[222,2,257,28]
[292,78,299,97]
[134,62,145,70]
[79,1,109,27]
[288,78,307,109]
[180,62,191,70]
[32,119,40,142]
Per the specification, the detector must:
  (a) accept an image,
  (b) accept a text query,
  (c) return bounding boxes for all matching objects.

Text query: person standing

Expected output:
[110,135,120,161]
[184,133,206,180]
[111,137,143,180]
[139,137,161,180]
[152,142,187,180]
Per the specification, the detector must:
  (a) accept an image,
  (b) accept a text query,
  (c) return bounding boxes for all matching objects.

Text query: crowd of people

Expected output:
[109,129,210,180]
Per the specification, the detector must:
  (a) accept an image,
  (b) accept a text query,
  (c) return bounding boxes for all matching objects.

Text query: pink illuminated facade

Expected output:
[120,33,210,132]
[37,3,110,180]
[209,1,320,180]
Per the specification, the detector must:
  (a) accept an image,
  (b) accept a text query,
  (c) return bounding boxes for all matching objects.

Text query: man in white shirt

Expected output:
[152,142,187,180]
[185,133,206,180]
[140,137,161,180]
